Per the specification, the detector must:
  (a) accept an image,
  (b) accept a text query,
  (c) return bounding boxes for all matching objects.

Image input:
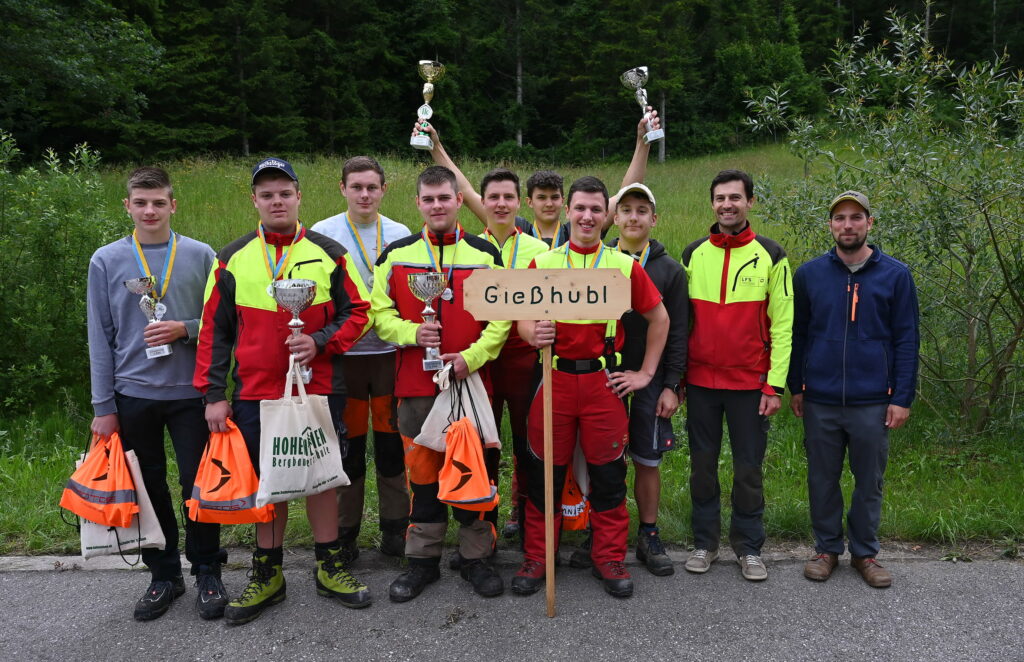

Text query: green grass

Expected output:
[6,146,1016,555]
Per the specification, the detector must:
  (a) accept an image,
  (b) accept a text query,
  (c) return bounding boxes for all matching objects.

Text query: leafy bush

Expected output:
[747,14,1024,437]
[0,132,119,413]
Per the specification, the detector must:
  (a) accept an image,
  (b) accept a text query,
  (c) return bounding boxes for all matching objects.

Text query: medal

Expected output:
[441,287,453,301]
[131,230,178,303]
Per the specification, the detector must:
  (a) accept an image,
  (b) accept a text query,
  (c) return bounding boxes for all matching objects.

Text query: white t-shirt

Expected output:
[312,212,411,355]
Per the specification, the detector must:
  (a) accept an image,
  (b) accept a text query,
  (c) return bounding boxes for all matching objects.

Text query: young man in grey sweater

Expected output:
[87,167,225,621]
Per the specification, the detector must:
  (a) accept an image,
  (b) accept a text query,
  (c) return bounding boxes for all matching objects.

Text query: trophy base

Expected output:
[410,135,434,151]
[145,344,173,359]
[643,128,665,144]
[422,358,445,371]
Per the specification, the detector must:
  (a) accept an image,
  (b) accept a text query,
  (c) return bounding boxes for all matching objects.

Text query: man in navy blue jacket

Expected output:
[788,191,919,589]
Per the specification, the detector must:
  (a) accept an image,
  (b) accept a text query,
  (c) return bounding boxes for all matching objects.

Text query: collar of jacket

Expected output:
[262,225,306,246]
[827,244,882,270]
[425,228,461,246]
[568,240,602,255]
[708,222,755,248]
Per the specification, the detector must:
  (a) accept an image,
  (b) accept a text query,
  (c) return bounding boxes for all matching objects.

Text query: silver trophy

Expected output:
[124,277,172,359]
[407,272,449,371]
[620,66,665,145]
[410,60,446,151]
[271,279,318,384]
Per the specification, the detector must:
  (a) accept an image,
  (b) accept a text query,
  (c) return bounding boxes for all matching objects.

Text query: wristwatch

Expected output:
[664,383,680,394]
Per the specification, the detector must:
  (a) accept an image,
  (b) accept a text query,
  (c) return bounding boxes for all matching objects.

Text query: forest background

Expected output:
[1,1,1023,553]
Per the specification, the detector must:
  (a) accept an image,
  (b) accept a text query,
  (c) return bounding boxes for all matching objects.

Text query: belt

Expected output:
[551,353,620,374]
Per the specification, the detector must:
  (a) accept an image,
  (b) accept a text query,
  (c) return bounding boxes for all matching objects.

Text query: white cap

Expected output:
[615,182,656,207]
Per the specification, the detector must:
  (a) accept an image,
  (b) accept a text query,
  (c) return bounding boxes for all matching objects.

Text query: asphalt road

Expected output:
[1,546,1022,661]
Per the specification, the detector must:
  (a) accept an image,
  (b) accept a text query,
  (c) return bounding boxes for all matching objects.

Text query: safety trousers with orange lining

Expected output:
[398,396,500,568]
[522,367,630,567]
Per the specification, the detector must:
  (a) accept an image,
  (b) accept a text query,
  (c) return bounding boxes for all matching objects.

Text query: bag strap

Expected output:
[283,354,309,402]
[112,520,143,568]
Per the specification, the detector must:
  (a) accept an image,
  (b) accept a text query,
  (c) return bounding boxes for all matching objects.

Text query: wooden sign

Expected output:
[463,268,631,321]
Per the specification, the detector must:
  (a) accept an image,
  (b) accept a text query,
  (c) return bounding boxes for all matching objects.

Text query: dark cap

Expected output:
[251,157,298,185]
[829,190,871,216]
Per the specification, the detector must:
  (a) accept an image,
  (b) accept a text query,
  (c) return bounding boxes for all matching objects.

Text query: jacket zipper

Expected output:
[719,246,731,304]
[731,255,759,291]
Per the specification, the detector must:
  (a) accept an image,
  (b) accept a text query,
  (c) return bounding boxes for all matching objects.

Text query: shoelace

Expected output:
[741,555,764,567]
[519,559,543,575]
[197,574,223,598]
[238,564,273,602]
[643,530,666,555]
[692,549,710,560]
[602,561,628,578]
[324,552,365,589]
[813,553,832,562]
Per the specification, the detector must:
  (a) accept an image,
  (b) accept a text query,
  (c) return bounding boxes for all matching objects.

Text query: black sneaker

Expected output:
[636,527,674,576]
[568,531,593,569]
[459,558,504,597]
[133,575,185,621]
[195,568,229,620]
[388,564,441,603]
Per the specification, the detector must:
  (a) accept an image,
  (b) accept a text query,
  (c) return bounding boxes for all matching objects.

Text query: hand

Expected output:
[886,404,911,429]
[205,400,232,433]
[606,370,653,398]
[285,333,318,366]
[790,393,804,418]
[759,393,782,416]
[531,320,555,348]
[416,322,442,348]
[440,352,470,380]
[656,387,680,418]
[637,107,660,139]
[413,120,440,150]
[143,321,186,347]
[90,414,119,438]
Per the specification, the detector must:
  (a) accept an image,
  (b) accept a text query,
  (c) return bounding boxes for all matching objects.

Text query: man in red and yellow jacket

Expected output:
[371,165,510,603]
[681,169,793,582]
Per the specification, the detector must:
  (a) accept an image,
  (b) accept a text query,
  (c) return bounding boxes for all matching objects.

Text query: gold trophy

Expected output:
[410,60,446,151]
[620,66,665,144]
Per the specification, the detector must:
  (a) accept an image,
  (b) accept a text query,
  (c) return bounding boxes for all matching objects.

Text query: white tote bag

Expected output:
[79,449,166,560]
[256,356,350,507]
[414,363,501,452]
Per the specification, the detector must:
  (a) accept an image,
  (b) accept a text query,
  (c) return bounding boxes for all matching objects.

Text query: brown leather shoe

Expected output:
[803,553,839,581]
[851,557,892,588]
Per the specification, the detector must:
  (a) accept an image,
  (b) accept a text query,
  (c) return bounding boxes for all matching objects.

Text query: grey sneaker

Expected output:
[738,554,768,581]
[684,548,718,574]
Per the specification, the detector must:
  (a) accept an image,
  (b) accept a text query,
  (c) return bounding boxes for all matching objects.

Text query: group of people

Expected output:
[87,112,920,625]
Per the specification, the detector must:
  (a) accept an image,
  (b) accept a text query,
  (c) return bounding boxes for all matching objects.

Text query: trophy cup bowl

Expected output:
[407,272,449,371]
[124,276,172,359]
[271,279,318,383]
[620,66,665,145]
[411,60,446,151]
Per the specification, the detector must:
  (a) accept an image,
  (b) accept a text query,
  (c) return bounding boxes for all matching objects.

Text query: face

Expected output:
[711,180,755,232]
[829,200,874,253]
[124,187,176,236]
[526,187,563,224]
[566,190,607,247]
[416,181,463,234]
[482,179,520,232]
[341,169,386,217]
[614,193,657,243]
[252,176,301,232]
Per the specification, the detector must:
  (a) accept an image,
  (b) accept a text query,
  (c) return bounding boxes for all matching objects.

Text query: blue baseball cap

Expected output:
[251,157,299,185]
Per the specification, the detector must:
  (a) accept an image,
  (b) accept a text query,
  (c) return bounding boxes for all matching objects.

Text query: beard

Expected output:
[835,235,867,254]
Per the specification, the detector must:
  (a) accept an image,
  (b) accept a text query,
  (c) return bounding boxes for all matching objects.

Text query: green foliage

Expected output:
[748,13,1024,436]
[0,132,119,413]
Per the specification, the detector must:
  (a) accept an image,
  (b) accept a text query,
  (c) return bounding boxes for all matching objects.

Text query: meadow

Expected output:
[2,145,1021,556]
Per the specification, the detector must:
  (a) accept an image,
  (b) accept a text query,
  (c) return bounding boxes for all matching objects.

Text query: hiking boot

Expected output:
[195,565,229,620]
[448,548,497,570]
[803,553,839,582]
[851,557,892,588]
[636,527,674,576]
[336,526,360,566]
[591,561,633,598]
[502,503,520,540]
[568,531,593,569]
[378,518,407,558]
[511,559,545,595]
[459,558,505,597]
[133,575,185,621]
[388,563,441,603]
[316,547,373,608]
[738,554,768,581]
[224,554,286,626]
[684,548,719,574]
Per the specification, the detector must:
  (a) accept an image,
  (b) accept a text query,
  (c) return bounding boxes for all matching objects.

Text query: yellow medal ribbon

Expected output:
[131,230,178,301]
[257,221,302,283]
[620,242,651,268]
[564,242,605,269]
[344,212,381,275]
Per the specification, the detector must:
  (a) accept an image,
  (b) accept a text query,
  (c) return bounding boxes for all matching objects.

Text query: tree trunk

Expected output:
[515,0,523,147]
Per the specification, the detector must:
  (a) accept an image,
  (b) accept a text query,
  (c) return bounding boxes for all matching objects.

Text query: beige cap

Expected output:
[829,190,871,216]
[615,182,657,207]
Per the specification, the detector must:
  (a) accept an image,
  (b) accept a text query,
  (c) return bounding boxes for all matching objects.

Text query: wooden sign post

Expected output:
[464,268,631,617]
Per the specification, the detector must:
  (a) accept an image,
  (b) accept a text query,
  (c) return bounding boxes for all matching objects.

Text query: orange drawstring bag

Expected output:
[438,417,500,511]
[561,458,591,530]
[186,418,275,524]
[60,433,139,529]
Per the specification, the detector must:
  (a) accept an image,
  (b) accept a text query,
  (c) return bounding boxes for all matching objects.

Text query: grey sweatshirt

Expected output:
[88,234,215,416]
